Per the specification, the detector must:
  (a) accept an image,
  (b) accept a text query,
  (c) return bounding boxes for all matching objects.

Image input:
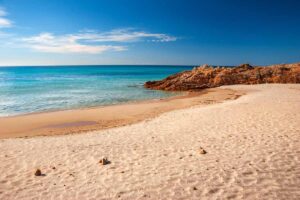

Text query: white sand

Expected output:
[0,84,299,200]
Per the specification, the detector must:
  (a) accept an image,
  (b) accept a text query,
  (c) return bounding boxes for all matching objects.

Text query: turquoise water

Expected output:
[0,65,193,116]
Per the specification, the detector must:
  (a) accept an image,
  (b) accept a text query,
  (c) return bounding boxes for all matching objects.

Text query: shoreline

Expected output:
[0,87,243,139]
[0,91,186,119]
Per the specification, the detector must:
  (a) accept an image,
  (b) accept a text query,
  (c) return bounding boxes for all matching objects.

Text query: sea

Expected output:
[0,65,193,116]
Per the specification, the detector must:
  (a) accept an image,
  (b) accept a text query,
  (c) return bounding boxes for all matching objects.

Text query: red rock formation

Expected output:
[144,63,300,91]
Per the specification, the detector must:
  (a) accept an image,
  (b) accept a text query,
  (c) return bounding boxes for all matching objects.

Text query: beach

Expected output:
[0,88,242,139]
[0,84,299,199]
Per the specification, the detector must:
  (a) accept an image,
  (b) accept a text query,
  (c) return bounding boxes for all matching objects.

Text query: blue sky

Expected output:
[0,0,299,66]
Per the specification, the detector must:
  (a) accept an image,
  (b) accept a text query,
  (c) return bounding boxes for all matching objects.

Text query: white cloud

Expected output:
[22,33,126,54]
[0,7,12,28]
[21,29,177,54]
[73,29,177,43]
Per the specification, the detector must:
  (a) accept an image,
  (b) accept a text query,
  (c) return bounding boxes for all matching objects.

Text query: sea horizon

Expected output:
[0,64,196,68]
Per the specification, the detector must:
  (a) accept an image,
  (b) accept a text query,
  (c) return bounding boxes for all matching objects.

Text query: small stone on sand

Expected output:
[199,147,207,154]
[34,169,42,176]
[99,157,110,165]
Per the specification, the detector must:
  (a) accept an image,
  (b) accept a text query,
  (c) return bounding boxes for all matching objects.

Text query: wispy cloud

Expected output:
[0,7,12,28]
[75,29,178,43]
[22,33,126,54]
[21,29,177,54]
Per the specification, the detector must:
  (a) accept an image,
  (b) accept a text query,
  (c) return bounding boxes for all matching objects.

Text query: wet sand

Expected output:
[0,88,243,139]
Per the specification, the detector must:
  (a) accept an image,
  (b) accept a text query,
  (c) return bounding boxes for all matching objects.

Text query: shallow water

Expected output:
[0,65,193,116]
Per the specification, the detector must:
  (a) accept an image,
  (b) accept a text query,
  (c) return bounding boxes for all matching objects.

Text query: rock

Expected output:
[34,169,42,176]
[144,63,300,91]
[199,147,207,154]
[99,157,110,165]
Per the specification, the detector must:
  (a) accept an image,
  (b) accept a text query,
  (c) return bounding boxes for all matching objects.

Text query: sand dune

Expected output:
[0,84,299,199]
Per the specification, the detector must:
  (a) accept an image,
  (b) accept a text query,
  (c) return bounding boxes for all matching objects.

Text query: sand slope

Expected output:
[0,84,299,200]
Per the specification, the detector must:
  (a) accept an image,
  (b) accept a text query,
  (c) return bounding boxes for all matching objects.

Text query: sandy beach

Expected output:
[0,84,299,199]
[0,88,242,139]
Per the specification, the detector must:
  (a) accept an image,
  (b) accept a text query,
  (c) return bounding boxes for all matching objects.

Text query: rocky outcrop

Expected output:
[144,63,300,91]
